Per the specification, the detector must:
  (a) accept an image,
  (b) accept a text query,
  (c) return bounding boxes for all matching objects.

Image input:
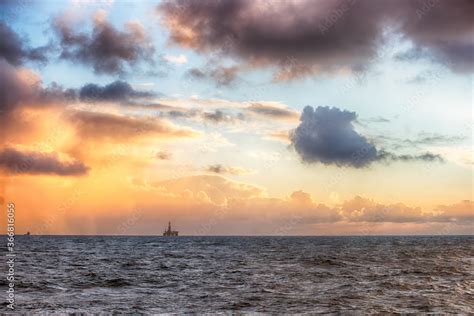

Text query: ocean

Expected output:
[1,235,473,313]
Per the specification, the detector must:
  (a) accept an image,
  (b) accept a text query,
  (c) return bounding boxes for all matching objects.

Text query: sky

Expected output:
[0,0,472,235]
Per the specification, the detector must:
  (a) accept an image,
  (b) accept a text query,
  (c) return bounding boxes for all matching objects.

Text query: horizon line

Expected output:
[4,234,473,237]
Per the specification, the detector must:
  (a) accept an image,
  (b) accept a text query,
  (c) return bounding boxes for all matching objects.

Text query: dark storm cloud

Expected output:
[0,22,50,65]
[0,147,89,176]
[79,81,154,102]
[53,13,155,74]
[159,0,383,80]
[395,0,474,73]
[158,0,473,78]
[290,106,444,168]
[290,106,378,168]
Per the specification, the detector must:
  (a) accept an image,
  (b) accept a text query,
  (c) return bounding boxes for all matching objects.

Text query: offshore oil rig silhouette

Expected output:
[163,221,178,236]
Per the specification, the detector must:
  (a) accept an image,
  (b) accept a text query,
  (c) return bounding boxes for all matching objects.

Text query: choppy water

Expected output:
[1,236,473,313]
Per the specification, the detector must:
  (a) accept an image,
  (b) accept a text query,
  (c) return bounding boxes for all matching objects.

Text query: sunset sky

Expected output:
[0,0,472,235]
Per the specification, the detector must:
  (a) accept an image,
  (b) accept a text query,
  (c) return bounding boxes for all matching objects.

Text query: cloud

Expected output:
[79,80,154,102]
[156,175,264,205]
[374,133,466,153]
[151,174,472,226]
[187,65,240,86]
[155,150,172,160]
[205,164,254,175]
[246,103,299,121]
[227,194,343,230]
[0,22,50,65]
[377,151,444,163]
[266,130,290,143]
[290,190,313,205]
[162,100,297,124]
[157,96,260,111]
[163,54,187,65]
[157,97,302,125]
[124,101,181,112]
[427,146,473,167]
[0,60,152,119]
[403,134,465,147]
[291,106,444,168]
[202,109,244,123]
[158,0,473,78]
[53,10,155,74]
[0,58,35,114]
[434,200,474,222]
[341,196,474,224]
[363,116,391,124]
[405,73,429,84]
[165,109,199,120]
[0,147,89,176]
[0,58,80,118]
[164,108,245,124]
[158,0,383,80]
[341,196,426,223]
[0,59,165,146]
[202,110,228,123]
[0,59,75,131]
[291,106,378,167]
[68,110,200,140]
[394,0,474,73]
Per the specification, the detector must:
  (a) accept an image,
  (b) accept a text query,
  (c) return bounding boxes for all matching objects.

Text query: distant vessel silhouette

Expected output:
[25,231,31,236]
[163,222,178,236]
